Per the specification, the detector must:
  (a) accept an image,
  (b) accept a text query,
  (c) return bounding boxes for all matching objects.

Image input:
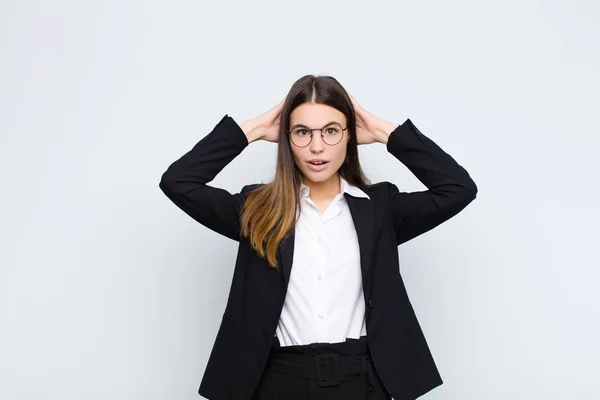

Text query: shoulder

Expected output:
[241,183,266,196]
[362,181,397,198]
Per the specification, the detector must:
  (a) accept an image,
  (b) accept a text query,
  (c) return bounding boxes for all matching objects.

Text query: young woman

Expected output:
[159,75,478,400]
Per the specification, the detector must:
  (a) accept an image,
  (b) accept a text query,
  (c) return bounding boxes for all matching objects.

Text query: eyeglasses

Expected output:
[288,123,347,147]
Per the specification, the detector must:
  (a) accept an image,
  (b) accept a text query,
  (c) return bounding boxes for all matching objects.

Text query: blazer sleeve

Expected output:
[385,118,478,245]
[159,114,252,242]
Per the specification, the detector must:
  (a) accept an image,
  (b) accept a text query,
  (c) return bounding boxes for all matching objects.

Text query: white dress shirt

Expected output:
[274,176,371,346]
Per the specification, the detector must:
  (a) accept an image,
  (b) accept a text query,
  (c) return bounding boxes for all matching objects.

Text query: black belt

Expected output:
[267,351,371,387]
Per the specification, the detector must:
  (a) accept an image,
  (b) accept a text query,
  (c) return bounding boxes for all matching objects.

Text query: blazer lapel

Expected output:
[277,192,374,289]
[278,231,295,288]
[345,193,375,285]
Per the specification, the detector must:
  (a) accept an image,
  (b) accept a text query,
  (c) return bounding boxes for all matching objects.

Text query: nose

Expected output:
[309,132,325,153]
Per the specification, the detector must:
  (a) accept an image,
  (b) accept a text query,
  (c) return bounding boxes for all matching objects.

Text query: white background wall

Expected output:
[1,1,598,399]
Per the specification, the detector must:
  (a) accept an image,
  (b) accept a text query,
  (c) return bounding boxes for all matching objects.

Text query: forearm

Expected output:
[373,120,399,144]
[386,118,477,198]
[160,114,249,192]
[240,119,262,144]
[158,114,251,241]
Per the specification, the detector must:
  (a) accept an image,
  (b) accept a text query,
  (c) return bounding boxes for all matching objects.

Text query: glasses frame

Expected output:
[287,123,348,147]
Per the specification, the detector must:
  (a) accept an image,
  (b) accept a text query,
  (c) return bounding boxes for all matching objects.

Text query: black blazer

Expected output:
[159,114,478,400]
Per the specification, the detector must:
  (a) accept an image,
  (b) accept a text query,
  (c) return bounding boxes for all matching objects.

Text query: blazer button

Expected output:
[368,299,373,308]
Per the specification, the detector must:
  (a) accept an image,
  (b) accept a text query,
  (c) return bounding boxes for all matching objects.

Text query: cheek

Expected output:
[334,147,348,165]
[291,149,305,169]
[291,148,301,162]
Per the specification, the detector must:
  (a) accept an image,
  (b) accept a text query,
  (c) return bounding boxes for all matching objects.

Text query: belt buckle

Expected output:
[315,353,339,387]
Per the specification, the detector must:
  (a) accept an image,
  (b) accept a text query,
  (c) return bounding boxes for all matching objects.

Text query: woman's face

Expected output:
[288,102,349,186]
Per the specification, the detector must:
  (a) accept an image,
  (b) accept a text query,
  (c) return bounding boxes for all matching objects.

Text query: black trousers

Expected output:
[251,335,392,400]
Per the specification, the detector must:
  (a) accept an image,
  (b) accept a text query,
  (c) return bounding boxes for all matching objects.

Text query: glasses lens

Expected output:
[291,127,312,146]
[290,124,343,146]
[322,124,343,145]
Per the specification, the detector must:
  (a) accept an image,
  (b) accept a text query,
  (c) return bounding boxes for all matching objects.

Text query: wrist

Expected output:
[240,119,262,143]
[374,121,398,144]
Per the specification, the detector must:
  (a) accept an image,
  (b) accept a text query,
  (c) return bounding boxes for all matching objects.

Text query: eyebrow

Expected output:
[290,121,342,129]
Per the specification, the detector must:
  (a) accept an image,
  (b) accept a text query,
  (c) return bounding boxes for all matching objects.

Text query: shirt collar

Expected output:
[300,176,370,200]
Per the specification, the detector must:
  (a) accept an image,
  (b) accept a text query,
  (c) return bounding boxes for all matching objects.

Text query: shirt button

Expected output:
[317,274,322,280]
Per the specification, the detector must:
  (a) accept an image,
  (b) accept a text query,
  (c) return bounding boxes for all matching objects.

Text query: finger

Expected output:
[275,96,285,110]
[266,98,284,120]
[272,97,285,117]
[348,92,358,105]
[349,94,363,113]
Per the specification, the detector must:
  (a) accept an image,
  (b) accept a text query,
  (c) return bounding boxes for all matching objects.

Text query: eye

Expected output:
[325,126,341,135]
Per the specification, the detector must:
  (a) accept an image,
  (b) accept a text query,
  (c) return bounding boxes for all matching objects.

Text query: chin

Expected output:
[302,170,334,183]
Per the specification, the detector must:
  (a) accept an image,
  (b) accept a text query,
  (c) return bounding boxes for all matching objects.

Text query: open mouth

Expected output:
[306,160,329,171]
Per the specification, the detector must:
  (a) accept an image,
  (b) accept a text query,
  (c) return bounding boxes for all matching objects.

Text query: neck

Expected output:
[302,173,341,201]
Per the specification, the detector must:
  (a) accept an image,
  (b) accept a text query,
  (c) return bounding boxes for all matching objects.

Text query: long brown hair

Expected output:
[239,75,371,269]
